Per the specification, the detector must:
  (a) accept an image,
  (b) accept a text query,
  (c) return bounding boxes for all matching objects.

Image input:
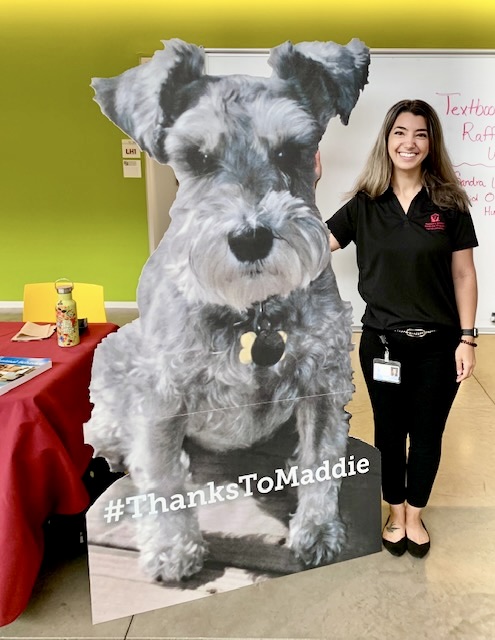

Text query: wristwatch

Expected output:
[461,328,478,337]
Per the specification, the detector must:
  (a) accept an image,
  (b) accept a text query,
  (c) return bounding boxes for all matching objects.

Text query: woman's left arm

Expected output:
[452,248,478,382]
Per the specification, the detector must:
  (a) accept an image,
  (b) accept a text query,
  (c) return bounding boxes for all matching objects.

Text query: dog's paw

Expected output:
[139,531,207,582]
[289,517,347,566]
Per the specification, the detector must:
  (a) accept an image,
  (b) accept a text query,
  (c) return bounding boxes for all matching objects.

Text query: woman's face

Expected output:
[387,111,430,174]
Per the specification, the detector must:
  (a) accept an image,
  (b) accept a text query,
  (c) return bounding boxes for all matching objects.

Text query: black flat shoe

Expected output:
[382,536,408,557]
[407,520,430,558]
[382,517,407,557]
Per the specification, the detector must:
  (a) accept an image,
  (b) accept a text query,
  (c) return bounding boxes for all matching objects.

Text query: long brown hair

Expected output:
[349,99,470,212]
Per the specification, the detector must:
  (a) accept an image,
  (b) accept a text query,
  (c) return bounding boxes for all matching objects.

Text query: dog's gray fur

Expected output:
[86,38,370,581]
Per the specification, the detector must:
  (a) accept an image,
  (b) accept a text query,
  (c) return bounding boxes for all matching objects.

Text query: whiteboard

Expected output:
[206,49,495,332]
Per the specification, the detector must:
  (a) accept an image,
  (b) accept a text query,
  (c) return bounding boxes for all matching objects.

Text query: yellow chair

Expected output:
[23,282,107,323]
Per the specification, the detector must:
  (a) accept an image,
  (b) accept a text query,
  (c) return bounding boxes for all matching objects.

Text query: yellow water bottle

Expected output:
[55,279,80,347]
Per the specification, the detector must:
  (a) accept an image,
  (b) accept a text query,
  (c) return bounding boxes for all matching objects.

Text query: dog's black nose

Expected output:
[228,227,273,262]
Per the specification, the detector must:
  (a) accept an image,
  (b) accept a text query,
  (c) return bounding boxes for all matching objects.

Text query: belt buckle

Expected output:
[405,328,427,338]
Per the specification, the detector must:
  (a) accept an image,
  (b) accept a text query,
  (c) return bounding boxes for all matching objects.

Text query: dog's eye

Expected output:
[273,143,302,174]
[185,147,219,176]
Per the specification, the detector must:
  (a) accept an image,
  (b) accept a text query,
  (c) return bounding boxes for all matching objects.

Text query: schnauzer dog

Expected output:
[86,38,370,582]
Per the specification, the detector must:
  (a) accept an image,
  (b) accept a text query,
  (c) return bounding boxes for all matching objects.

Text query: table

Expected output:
[0,322,119,627]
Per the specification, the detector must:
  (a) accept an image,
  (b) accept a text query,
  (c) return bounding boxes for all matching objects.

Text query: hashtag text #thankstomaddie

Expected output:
[103,455,370,524]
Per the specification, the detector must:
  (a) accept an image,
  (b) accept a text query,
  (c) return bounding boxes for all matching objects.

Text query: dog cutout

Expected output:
[86,38,370,582]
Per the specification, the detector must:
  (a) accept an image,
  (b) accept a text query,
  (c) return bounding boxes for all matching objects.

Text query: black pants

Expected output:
[359,327,460,508]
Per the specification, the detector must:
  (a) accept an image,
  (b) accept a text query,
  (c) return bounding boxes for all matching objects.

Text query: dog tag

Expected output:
[239,331,257,364]
[251,330,287,366]
[373,358,401,384]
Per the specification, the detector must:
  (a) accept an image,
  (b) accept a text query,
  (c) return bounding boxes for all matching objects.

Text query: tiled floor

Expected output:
[1,310,494,639]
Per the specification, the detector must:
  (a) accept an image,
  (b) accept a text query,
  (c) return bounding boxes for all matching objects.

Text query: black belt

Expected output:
[392,328,437,338]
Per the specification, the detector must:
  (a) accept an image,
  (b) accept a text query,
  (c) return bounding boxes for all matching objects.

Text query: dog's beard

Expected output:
[166,189,331,311]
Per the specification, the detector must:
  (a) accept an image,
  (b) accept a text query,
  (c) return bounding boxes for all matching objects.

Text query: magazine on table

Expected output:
[0,356,52,395]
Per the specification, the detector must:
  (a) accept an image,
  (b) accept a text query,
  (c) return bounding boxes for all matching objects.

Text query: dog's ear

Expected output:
[268,39,370,130]
[91,39,205,158]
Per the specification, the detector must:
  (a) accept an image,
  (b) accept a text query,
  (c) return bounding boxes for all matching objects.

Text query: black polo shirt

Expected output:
[326,187,478,331]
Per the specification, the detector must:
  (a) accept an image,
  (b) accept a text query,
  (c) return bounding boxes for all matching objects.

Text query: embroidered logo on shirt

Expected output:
[424,213,446,231]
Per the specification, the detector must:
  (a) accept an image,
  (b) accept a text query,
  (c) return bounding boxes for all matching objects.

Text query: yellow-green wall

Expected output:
[2,0,494,301]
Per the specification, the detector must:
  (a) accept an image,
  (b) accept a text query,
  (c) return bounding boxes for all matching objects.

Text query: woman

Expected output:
[325,99,478,558]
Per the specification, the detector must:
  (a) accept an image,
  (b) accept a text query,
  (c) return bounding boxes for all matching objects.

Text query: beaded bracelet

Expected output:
[459,339,477,347]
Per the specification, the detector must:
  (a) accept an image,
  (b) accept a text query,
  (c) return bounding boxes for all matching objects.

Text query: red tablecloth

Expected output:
[0,322,119,626]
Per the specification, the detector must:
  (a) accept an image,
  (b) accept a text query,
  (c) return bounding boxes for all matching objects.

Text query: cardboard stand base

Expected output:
[87,434,381,623]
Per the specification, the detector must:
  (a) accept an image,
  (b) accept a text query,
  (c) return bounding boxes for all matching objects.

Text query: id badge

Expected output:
[373,358,401,384]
